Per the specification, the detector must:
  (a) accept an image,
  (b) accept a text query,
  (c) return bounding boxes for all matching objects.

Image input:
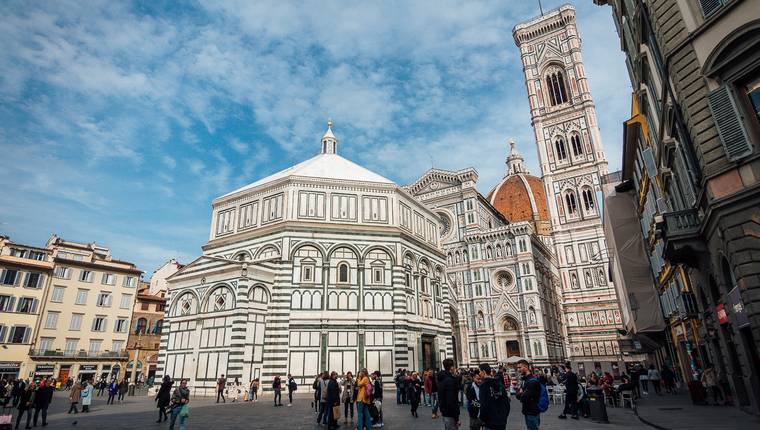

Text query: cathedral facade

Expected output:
[157,125,452,392]
[405,143,566,368]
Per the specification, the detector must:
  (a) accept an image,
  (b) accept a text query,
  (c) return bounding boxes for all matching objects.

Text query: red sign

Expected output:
[716,304,728,325]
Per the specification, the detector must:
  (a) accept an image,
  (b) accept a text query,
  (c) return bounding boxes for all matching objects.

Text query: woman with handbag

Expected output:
[169,379,190,430]
[80,380,93,413]
[341,372,355,423]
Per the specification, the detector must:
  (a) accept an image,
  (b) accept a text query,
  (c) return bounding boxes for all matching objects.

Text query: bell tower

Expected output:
[513,4,623,364]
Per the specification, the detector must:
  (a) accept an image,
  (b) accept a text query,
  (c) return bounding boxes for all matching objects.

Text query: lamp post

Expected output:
[129,333,142,396]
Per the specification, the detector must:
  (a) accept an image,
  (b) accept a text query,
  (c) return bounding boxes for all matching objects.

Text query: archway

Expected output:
[497,316,522,361]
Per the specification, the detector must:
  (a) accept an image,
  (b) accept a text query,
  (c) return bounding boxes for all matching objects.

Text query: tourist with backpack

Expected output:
[478,363,510,430]
[516,359,548,430]
[355,369,372,430]
[287,374,297,406]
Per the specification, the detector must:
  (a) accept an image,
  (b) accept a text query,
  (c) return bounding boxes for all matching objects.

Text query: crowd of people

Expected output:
[0,359,715,430]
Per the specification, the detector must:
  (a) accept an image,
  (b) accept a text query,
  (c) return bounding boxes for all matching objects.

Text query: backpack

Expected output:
[364,380,373,398]
[533,378,549,413]
[289,379,298,391]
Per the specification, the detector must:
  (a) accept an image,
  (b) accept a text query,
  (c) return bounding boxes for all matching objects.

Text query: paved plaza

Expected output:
[17,390,651,430]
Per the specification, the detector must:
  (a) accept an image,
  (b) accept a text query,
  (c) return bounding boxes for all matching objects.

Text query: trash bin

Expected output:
[587,388,609,423]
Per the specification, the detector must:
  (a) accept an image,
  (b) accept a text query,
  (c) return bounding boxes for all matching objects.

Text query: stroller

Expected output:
[0,397,12,430]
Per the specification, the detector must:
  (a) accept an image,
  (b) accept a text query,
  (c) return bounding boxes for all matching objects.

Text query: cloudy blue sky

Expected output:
[0,0,630,275]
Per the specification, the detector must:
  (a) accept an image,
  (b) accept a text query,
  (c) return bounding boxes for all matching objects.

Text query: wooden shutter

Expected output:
[708,85,753,161]
[699,0,724,17]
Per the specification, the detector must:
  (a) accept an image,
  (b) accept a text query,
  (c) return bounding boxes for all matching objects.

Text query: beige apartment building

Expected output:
[124,281,166,384]
[29,235,142,383]
[0,236,53,381]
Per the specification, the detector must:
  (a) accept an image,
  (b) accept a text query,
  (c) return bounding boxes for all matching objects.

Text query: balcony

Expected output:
[661,208,704,267]
[28,349,129,360]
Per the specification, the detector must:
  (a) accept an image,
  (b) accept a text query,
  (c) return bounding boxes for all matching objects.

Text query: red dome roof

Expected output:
[486,174,549,224]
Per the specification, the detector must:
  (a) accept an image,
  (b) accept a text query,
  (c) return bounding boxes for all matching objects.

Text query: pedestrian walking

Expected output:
[342,372,355,423]
[661,365,677,394]
[407,371,422,418]
[371,371,384,427]
[80,380,93,413]
[479,363,510,430]
[326,371,341,429]
[33,379,53,427]
[96,377,106,397]
[312,374,321,413]
[437,358,462,430]
[118,379,128,403]
[67,381,81,414]
[15,382,35,430]
[272,376,283,407]
[249,378,259,402]
[155,375,173,423]
[394,369,403,405]
[229,378,240,402]
[429,370,439,419]
[10,381,22,408]
[287,374,297,406]
[168,379,190,430]
[317,372,330,423]
[216,374,226,403]
[355,369,373,430]
[107,379,118,405]
[516,360,541,430]
[465,370,482,430]
[558,363,579,420]
[648,365,661,395]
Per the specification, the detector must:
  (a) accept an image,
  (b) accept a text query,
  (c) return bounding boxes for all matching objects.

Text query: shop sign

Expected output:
[79,365,97,372]
[716,304,728,325]
[0,362,21,373]
[727,287,750,328]
[35,364,55,373]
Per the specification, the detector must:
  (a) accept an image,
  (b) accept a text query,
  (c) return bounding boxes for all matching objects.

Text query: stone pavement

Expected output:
[634,391,760,430]
[11,390,651,429]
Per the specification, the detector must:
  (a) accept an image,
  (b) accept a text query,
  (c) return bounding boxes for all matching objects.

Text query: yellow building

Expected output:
[0,236,53,381]
[28,235,142,383]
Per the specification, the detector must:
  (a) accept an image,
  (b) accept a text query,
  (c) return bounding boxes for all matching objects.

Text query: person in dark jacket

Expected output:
[464,371,482,430]
[33,379,54,427]
[478,363,510,430]
[118,379,128,403]
[558,362,578,419]
[16,382,35,430]
[371,371,384,426]
[326,372,341,430]
[437,358,461,430]
[155,375,173,423]
[516,360,541,430]
[11,380,23,408]
[407,372,422,417]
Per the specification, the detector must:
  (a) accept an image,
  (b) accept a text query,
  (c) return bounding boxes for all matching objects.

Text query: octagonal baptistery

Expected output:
[158,123,452,394]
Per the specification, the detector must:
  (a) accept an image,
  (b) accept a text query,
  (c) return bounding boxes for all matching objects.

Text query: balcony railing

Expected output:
[28,349,129,360]
[661,208,704,266]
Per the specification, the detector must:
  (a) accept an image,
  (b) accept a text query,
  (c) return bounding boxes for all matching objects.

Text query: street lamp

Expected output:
[129,333,142,396]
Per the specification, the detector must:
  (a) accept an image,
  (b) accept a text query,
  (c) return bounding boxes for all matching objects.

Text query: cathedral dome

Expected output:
[486,139,550,225]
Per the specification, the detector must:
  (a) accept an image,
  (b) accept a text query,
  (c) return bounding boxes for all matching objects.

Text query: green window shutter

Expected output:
[708,85,753,161]
[699,0,724,17]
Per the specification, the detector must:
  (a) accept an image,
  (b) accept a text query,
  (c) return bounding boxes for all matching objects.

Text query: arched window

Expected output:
[337,262,349,283]
[546,70,568,106]
[135,318,147,335]
[565,191,578,217]
[455,251,460,264]
[555,138,568,161]
[571,134,583,156]
[153,319,163,335]
[582,188,595,212]
[462,250,468,262]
